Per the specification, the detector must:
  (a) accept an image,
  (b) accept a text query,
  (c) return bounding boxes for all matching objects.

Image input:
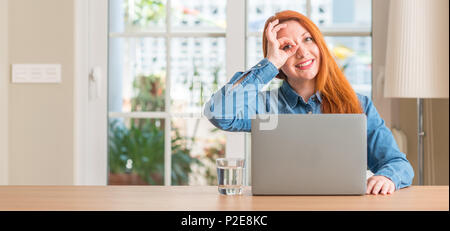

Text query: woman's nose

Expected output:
[296,44,308,58]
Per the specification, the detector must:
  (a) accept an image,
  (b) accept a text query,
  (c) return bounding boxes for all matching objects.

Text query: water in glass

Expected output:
[217,165,244,195]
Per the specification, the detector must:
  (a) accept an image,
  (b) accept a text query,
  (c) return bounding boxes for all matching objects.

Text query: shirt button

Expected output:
[257,64,262,67]
[308,111,312,114]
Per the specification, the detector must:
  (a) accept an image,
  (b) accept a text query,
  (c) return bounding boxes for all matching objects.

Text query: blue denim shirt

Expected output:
[204,58,414,190]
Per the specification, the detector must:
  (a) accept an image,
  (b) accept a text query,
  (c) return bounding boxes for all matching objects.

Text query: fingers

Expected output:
[384,181,396,195]
[272,23,287,34]
[266,19,287,44]
[366,176,396,195]
[278,37,297,52]
[372,180,384,195]
[380,182,390,195]
[388,182,395,194]
[265,19,279,43]
[277,37,296,47]
[366,178,376,195]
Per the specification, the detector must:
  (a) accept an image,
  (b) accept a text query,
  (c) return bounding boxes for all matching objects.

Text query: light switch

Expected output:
[12,64,61,83]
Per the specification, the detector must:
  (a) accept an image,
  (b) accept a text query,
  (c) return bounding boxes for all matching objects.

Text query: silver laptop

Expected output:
[251,114,367,195]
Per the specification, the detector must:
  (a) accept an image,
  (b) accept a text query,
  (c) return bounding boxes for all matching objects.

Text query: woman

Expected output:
[203,10,414,195]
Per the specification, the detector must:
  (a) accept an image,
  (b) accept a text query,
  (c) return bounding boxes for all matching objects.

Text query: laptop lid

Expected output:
[251,114,367,195]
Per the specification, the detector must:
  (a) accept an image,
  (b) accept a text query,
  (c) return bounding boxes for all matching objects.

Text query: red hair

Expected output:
[262,10,363,114]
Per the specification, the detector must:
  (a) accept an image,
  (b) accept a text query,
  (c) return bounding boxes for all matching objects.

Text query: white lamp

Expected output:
[384,0,449,185]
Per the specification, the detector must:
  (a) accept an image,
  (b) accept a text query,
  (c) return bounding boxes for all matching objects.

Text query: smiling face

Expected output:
[277,20,321,82]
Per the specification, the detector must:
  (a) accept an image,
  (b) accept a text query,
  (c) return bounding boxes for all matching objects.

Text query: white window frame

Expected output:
[79,0,377,186]
[107,0,246,186]
[74,0,108,185]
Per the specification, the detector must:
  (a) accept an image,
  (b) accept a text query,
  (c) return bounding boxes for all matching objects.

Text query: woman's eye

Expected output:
[282,44,292,50]
[305,37,314,42]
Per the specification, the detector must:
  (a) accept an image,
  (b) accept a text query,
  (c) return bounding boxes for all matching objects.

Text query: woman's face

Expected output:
[277,20,321,82]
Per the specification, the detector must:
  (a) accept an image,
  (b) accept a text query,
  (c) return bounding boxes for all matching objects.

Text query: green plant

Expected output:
[132,73,165,112]
[124,0,166,27]
[171,128,202,185]
[108,73,202,185]
[108,118,165,184]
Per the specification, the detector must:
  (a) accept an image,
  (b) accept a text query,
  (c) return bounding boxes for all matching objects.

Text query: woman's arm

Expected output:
[361,95,415,192]
[203,58,279,132]
[204,19,299,132]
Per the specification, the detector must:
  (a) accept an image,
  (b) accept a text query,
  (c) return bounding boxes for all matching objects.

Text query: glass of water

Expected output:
[216,158,245,195]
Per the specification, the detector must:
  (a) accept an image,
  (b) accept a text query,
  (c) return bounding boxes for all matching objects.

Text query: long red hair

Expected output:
[262,10,363,114]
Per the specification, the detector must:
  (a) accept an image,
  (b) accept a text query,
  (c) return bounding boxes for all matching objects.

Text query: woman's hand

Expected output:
[366,175,395,195]
[265,19,299,69]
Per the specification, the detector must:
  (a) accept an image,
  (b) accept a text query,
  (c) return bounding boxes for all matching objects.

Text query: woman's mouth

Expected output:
[295,59,314,70]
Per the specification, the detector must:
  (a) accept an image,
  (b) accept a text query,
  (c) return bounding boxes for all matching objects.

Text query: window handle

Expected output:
[89,66,102,100]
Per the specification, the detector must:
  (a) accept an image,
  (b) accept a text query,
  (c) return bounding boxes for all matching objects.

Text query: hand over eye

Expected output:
[265,20,298,69]
[282,44,293,51]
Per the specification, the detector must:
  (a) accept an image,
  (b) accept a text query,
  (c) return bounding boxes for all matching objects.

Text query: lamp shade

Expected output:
[384,0,449,98]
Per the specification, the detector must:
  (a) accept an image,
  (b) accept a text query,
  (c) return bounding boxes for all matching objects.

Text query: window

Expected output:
[107,0,372,186]
[108,0,227,186]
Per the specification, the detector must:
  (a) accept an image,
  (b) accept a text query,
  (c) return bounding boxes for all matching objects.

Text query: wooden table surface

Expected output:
[0,186,447,211]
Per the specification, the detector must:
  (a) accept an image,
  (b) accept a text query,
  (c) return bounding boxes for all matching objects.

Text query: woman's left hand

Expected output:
[366,175,395,195]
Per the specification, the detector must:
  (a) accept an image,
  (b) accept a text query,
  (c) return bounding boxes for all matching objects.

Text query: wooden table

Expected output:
[0,186,447,211]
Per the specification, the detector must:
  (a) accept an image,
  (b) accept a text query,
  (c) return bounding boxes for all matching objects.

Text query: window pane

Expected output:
[170,37,226,113]
[171,0,226,32]
[247,0,307,33]
[325,36,372,97]
[108,37,166,113]
[311,0,371,29]
[108,118,165,185]
[109,0,166,33]
[171,118,226,185]
[246,36,263,70]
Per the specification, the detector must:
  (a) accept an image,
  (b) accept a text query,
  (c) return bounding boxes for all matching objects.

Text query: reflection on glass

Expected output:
[108,37,166,112]
[108,118,165,185]
[171,0,226,32]
[325,36,372,97]
[247,0,307,33]
[311,0,371,29]
[170,37,226,113]
[171,118,226,185]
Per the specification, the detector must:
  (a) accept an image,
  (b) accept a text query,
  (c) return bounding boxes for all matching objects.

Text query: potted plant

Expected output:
[108,73,201,185]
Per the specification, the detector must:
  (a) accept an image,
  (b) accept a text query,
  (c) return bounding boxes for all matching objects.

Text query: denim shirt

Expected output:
[204,58,414,190]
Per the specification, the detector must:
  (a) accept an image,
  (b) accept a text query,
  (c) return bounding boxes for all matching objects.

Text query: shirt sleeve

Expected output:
[203,58,279,132]
[361,95,415,190]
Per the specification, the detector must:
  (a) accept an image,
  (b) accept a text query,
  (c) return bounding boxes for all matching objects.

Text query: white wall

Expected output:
[3,0,107,185]
[8,0,75,185]
[0,0,9,185]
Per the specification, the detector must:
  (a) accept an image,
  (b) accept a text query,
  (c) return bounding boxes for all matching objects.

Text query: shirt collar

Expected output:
[315,91,322,103]
[280,80,322,108]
